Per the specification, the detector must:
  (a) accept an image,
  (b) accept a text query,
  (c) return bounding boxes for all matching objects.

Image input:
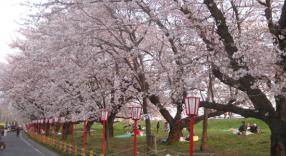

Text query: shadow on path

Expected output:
[0,132,58,156]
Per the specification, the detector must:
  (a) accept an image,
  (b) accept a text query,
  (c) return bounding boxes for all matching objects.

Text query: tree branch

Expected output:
[212,65,246,91]
[203,0,242,71]
[182,110,224,128]
[278,1,286,28]
[199,101,268,122]
[148,94,174,124]
[230,0,241,35]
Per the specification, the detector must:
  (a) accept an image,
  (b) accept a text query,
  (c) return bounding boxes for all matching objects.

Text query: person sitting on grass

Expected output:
[249,123,261,134]
[238,121,247,135]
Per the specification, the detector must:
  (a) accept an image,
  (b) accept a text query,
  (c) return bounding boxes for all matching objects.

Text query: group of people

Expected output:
[155,121,170,133]
[237,121,261,135]
[124,123,144,136]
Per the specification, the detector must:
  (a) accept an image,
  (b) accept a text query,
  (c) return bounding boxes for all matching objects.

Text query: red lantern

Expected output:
[100,109,109,121]
[100,109,109,155]
[184,96,200,156]
[72,116,77,123]
[60,117,65,123]
[184,97,200,116]
[130,106,143,120]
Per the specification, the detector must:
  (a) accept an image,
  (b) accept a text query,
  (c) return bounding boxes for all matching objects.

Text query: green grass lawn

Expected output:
[54,118,270,156]
[193,118,270,156]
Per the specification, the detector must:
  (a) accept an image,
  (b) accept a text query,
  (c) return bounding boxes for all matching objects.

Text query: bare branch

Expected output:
[279,1,286,28]
[181,111,225,128]
[199,101,268,122]
[230,0,241,35]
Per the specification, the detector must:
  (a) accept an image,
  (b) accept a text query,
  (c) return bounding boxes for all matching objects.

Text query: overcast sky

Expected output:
[0,0,28,63]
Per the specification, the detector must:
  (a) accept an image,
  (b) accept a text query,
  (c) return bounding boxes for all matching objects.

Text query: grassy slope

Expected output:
[194,118,270,156]
[62,118,270,156]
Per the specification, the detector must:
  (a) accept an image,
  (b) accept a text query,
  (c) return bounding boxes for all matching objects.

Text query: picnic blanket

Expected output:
[114,133,145,138]
[225,128,253,135]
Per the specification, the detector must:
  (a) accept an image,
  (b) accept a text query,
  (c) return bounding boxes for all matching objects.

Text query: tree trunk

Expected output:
[63,122,72,139]
[200,108,209,151]
[54,123,61,135]
[143,96,153,151]
[167,120,183,144]
[86,121,94,136]
[148,94,184,144]
[105,121,110,152]
[269,119,286,156]
[107,113,116,138]
[201,72,214,151]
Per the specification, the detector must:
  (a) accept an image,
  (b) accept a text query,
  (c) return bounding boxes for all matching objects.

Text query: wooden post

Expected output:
[62,123,65,150]
[69,144,73,154]
[90,150,94,156]
[83,120,87,153]
[154,135,157,155]
[63,142,67,153]
[70,123,74,154]
[81,147,86,156]
[74,145,78,156]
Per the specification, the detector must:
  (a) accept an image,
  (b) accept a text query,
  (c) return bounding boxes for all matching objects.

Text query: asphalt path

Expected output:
[0,131,59,156]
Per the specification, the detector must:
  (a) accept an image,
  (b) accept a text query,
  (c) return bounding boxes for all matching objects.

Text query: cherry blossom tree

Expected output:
[2,0,286,155]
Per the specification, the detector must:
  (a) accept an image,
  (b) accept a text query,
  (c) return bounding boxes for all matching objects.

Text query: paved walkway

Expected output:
[0,131,59,156]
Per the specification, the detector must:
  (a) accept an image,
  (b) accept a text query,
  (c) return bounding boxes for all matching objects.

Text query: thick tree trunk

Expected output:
[86,121,94,136]
[200,108,209,151]
[107,113,116,138]
[63,122,72,139]
[269,119,286,156]
[142,96,153,151]
[167,120,183,144]
[201,72,214,151]
[105,120,110,152]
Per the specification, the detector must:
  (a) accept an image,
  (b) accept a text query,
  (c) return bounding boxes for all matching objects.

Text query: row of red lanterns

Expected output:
[30,117,66,124]
[26,97,200,156]
[28,106,142,125]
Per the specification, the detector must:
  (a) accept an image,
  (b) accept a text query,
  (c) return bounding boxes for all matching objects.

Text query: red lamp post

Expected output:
[38,120,40,133]
[54,117,58,123]
[54,117,58,137]
[70,116,76,147]
[184,97,200,156]
[49,119,53,136]
[40,119,43,134]
[100,109,109,156]
[36,120,39,133]
[83,116,87,154]
[33,120,36,133]
[130,106,143,156]
[60,117,65,141]
[40,120,43,141]
[45,119,49,135]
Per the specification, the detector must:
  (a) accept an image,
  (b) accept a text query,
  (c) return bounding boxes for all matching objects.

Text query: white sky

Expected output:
[0,0,28,63]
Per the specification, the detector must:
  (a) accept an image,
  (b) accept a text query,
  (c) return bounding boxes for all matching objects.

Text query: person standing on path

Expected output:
[156,121,160,133]
[16,126,20,137]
